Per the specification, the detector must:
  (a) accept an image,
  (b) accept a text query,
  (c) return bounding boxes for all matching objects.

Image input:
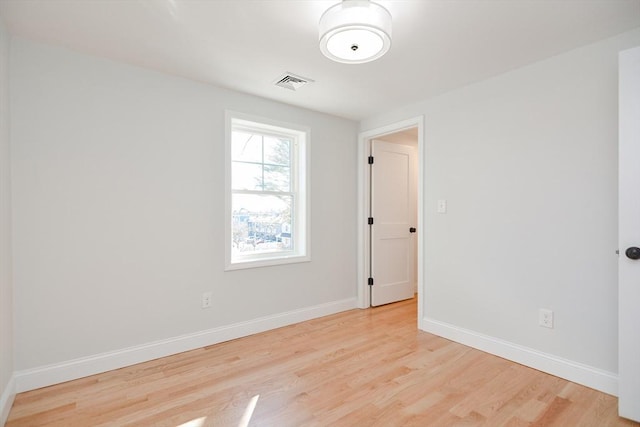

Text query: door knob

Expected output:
[409,227,416,233]
[625,247,640,260]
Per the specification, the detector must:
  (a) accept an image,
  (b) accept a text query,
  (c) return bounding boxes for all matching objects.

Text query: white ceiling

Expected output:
[1,0,639,120]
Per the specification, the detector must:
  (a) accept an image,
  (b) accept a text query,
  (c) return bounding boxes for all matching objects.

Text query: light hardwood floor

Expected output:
[7,298,638,426]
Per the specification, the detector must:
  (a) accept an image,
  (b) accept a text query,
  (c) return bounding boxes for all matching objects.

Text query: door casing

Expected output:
[357,117,424,327]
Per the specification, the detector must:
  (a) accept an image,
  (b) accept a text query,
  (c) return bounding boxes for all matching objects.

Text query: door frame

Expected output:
[357,116,425,326]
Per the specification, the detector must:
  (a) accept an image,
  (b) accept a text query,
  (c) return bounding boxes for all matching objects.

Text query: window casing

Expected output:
[225,112,310,270]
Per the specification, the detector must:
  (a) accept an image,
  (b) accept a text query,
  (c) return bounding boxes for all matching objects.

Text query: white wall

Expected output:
[362,28,640,392]
[0,17,15,425]
[10,39,358,385]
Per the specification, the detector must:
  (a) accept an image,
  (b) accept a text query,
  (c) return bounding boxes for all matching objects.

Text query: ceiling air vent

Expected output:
[274,73,314,91]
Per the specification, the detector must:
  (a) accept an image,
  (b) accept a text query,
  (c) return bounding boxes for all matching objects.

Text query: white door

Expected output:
[618,46,640,422]
[370,140,415,306]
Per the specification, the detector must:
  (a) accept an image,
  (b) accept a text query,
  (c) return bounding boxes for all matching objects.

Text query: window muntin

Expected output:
[226,113,309,269]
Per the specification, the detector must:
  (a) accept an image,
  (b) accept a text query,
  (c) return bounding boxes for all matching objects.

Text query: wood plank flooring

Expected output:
[7,298,638,426]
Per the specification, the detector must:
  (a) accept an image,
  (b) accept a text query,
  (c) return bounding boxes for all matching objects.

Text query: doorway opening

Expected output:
[357,117,424,327]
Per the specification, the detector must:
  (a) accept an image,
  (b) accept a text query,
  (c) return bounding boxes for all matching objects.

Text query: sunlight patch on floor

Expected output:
[176,416,206,427]
[238,395,260,427]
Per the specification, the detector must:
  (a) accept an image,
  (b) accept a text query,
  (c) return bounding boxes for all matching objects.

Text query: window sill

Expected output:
[225,254,311,271]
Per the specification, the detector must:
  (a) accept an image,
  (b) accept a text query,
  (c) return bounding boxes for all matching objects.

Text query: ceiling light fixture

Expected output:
[319,0,392,64]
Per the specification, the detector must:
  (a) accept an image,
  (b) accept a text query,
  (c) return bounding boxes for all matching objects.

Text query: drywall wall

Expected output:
[362,28,640,385]
[10,38,358,379]
[0,18,15,424]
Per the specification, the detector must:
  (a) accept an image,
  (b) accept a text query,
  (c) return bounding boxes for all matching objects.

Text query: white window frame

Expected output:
[225,111,310,270]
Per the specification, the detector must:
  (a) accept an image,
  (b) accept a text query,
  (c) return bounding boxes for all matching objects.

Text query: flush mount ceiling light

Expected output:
[319,0,392,64]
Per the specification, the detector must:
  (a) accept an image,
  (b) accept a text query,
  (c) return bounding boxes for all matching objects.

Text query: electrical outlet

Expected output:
[539,308,553,328]
[437,199,447,214]
[202,292,212,309]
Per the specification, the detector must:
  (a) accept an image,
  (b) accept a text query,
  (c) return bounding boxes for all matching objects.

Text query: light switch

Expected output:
[437,199,447,214]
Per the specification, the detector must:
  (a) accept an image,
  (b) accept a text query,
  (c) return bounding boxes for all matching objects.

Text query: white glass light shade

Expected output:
[319,0,392,64]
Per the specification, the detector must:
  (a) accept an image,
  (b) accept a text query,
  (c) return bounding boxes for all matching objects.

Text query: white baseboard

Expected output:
[1,374,15,427]
[14,298,357,393]
[422,317,618,396]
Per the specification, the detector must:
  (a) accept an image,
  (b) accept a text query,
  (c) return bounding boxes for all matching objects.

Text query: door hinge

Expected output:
[368,217,374,225]
[368,277,374,286]
[368,155,374,165]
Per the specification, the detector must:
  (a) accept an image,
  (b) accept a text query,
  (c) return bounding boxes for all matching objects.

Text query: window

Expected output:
[225,112,309,270]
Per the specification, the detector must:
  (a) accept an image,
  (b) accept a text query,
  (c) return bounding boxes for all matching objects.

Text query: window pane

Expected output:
[264,165,290,192]
[232,194,293,256]
[232,162,263,190]
[227,114,308,269]
[264,137,290,166]
[232,132,262,163]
